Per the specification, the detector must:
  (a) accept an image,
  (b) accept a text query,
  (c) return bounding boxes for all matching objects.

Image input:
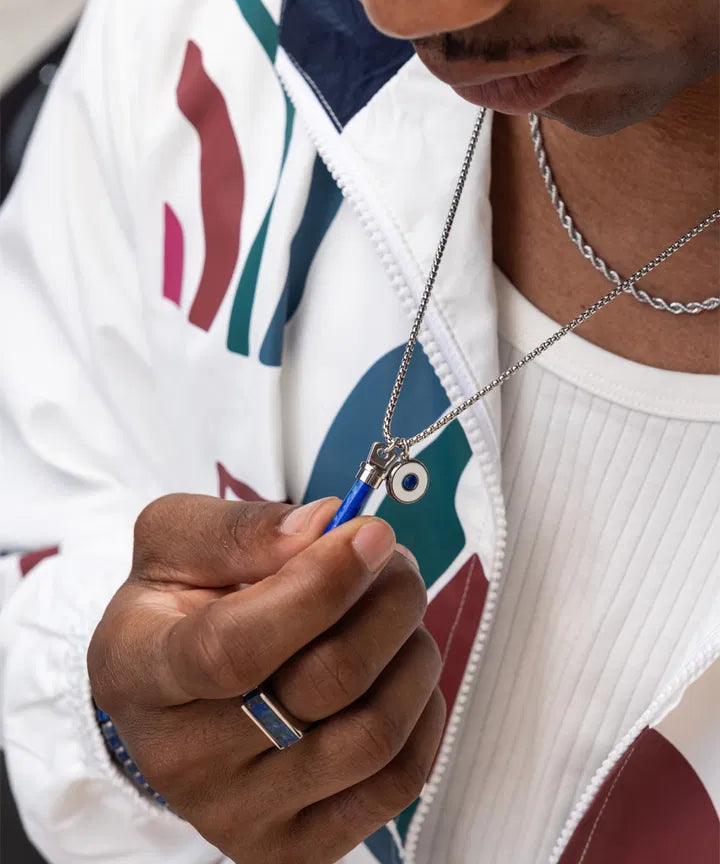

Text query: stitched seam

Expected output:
[576,736,643,864]
[441,556,475,667]
[284,50,343,131]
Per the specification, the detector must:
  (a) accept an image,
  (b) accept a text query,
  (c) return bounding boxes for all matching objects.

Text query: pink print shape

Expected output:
[177,40,245,331]
[163,203,184,306]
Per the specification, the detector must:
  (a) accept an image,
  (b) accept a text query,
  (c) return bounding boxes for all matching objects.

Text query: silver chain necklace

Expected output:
[529,113,720,314]
[335,108,719,514]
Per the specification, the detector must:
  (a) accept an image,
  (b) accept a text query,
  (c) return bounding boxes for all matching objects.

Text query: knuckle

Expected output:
[413,626,443,678]
[283,555,348,619]
[299,640,372,712]
[132,495,191,576]
[223,501,287,564]
[384,749,428,809]
[392,559,428,620]
[87,605,135,714]
[194,604,258,692]
[133,495,180,546]
[223,502,261,561]
[87,637,119,712]
[350,704,406,769]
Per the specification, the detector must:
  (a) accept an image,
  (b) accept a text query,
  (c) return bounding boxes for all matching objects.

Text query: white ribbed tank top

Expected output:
[436,269,720,864]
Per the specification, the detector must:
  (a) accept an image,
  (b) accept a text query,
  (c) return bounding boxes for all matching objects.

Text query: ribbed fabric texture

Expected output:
[437,279,720,864]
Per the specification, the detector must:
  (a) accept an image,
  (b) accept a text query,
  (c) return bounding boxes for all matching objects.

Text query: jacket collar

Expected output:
[278,0,414,130]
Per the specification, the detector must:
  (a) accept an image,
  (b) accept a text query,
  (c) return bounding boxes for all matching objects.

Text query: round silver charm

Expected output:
[386,459,429,504]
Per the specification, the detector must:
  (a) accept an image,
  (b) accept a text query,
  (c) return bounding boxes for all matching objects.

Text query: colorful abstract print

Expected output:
[162,0,342,368]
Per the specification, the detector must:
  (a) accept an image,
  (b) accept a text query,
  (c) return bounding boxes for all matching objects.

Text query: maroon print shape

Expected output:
[559,727,719,864]
[217,462,266,501]
[19,545,59,577]
[177,41,245,331]
[424,554,488,715]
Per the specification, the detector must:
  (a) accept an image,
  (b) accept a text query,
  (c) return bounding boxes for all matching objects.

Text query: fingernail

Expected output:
[353,521,395,572]
[280,500,326,535]
[396,544,419,571]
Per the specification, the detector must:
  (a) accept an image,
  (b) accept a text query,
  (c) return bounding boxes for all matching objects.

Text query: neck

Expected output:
[650,71,720,159]
[537,72,719,305]
[490,71,720,373]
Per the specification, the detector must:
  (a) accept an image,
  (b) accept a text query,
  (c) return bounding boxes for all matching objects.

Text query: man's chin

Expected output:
[535,88,666,136]
[450,78,661,137]
[414,44,670,137]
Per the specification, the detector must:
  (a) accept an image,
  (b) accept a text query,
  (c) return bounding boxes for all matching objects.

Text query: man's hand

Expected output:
[87,494,445,864]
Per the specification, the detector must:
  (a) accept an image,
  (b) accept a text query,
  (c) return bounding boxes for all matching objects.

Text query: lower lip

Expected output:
[453,56,584,114]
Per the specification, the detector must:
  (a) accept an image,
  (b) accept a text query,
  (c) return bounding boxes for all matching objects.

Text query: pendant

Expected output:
[323,441,429,534]
[386,459,429,504]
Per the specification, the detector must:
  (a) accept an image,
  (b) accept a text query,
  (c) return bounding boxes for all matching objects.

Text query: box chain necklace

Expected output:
[324,108,719,527]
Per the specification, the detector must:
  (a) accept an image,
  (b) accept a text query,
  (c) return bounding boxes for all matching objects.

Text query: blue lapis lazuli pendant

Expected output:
[323,442,429,534]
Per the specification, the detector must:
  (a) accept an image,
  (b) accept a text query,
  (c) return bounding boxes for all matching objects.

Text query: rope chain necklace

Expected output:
[324,108,720,530]
[529,113,720,314]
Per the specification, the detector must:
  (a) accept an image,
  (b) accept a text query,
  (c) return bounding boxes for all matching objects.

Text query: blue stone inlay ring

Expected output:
[242,687,304,750]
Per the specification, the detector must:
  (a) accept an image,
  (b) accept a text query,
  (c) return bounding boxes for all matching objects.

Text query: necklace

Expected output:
[324,109,720,532]
[529,113,720,315]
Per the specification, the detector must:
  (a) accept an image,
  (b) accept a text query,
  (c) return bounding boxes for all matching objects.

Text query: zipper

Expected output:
[549,639,720,863]
[274,49,508,863]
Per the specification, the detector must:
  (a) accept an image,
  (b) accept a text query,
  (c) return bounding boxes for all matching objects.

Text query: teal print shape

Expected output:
[259,154,342,366]
[227,0,294,356]
[233,0,278,61]
[394,798,419,844]
[226,95,295,355]
[303,344,450,504]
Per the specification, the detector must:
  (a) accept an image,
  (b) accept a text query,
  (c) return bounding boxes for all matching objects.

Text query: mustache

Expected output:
[415,31,585,63]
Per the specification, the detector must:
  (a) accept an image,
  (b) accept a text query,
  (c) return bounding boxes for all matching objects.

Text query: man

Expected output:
[0,0,718,862]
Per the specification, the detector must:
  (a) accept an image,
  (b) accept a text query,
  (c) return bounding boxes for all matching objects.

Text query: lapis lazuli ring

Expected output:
[242,687,304,750]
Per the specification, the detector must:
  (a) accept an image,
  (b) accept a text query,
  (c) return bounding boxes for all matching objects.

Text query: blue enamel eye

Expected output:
[402,474,419,492]
[387,459,429,504]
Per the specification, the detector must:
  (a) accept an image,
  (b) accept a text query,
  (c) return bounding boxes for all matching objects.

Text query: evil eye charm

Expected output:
[386,459,429,504]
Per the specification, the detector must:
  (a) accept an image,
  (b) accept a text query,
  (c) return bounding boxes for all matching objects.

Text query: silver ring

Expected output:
[242,687,304,750]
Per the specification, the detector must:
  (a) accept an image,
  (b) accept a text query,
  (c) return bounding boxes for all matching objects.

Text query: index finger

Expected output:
[131,494,340,587]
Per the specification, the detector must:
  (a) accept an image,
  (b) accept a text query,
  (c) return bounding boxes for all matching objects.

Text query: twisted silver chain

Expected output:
[382,109,719,452]
[529,113,720,314]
